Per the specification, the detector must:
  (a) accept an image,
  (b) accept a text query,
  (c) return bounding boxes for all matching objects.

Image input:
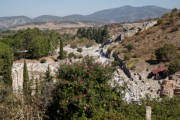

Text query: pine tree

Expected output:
[23,60,30,95]
[58,39,64,59]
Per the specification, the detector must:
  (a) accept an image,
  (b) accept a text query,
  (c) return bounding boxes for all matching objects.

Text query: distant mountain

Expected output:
[0,6,171,29]
[0,16,32,29]
[33,15,62,22]
[87,5,171,23]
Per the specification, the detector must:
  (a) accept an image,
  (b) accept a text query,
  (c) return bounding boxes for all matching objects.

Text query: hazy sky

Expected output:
[0,0,180,18]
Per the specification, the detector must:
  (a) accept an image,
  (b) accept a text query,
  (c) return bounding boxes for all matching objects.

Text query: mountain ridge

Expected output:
[0,5,171,29]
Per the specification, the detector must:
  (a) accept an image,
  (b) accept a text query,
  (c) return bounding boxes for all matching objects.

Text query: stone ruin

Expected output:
[160,74,180,97]
[12,62,59,93]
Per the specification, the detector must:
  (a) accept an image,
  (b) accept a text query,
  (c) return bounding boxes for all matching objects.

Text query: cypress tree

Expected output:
[3,48,13,85]
[23,60,30,95]
[58,39,64,59]
[35,78,39,96]
[44,65,53,82]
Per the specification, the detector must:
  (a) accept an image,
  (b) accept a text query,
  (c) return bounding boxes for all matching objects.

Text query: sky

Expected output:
[0,0,180,18]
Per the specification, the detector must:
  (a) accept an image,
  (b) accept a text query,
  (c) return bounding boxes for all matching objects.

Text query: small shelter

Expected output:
[149,67,168,80]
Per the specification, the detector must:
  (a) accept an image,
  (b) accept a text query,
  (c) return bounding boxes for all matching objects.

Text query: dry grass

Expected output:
[115,10,180,61]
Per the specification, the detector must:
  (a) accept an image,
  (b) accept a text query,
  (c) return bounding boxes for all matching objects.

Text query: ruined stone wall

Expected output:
[12,62,59,93]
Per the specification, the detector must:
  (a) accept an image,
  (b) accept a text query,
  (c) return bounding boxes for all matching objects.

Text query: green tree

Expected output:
[23,60,30,95]
[155,44,177,62]
[0,42,13,85]
[58,39,64,59]
[2,49,13,85]
[168,58,180,74]
[44,65,53,82]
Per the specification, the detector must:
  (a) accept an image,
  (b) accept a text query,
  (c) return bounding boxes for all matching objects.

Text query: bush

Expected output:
[70,44,77,49]
[68,52,77,59]
[155,44,177,62]
[77,48,83,53]
[124,53,131,61]
[112,60,120,67]
[168,58,180,74]
[126,44,134,52]
[170,26,179,32]
[157,19,163,25]
[172,8,178,13]
[86,43,93,48]
[46,57,126,119]
[40,59,47,63]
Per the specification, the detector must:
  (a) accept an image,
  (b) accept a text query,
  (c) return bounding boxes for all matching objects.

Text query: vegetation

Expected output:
[112,60,120,67]
[77,48,83,53]
[0,42,13,85]
[0,28,59,59]
[40,59,47,63]
[44,65,53,82]
[126,43,134,52]
[155,44,177,62]
[68,52,77,59]
[46,57,123,119]
[168,58,180,74]
[77,26,109,43]
[58,39,64,59]
[23,60,30,95]
[0,57,180,119]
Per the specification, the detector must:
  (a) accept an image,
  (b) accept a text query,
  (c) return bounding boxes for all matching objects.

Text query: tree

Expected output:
[58,39,64,59]
[155,44,177,62]
[23,60,30,95]
[0,42,13,85]
[102,25,109,42]
[2,49,13,85]
[168,58,180,74]
[44,65,53,82]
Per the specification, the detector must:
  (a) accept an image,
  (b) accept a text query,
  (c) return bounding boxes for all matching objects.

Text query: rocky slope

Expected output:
[11,20,163,103]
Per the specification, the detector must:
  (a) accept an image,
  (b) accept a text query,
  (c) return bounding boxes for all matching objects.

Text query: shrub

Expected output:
[126,44,134,52]
[170,26,179,33]
[169,17,175,24]
[168,58,180,74]
[70,43,77,49]
[155,44,177,62]
[40,59,47,63]
[124,53,131,61]
[46,58,125,119]
[157,19,163,25]
[86,43,93,48]
[68,52,77,59]
[77,48,83,53]
[112,60,120,67]
[172,8,178,13]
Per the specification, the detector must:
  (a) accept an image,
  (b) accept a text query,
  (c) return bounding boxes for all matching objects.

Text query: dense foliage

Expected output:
[46,57,126,119]
[0,28,59,59]
[77,26,109,43]
[150,96,180,120]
